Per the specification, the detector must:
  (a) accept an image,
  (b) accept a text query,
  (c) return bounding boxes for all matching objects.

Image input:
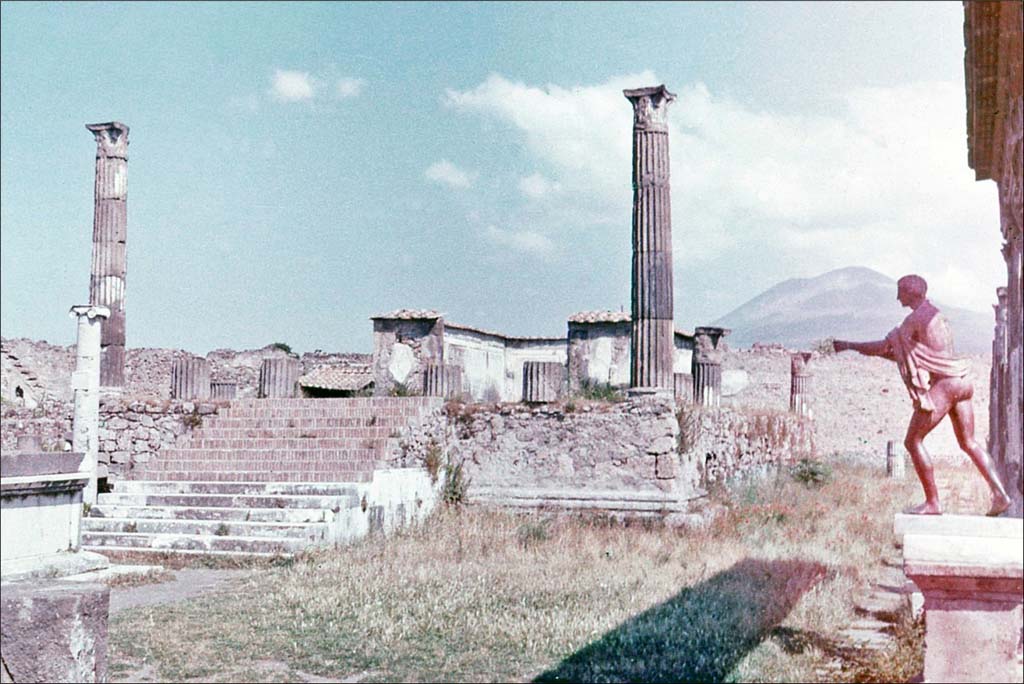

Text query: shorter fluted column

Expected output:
[989,287,1007,466]
[673,373,693,403]
[691,327,728,407]
[69,304,109,504]
[171,358,211,400]
[423,363,464,398]
[210,382,237,400]
[259,358,300,398]
[522,362,565,403]
[887,440,905,480]
[789,352,813,417]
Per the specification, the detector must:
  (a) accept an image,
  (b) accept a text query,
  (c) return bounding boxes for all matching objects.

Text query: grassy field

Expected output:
[106,458,971,683]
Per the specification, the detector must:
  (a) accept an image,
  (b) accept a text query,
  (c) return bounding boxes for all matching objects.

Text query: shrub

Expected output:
[441,460,471,507]
[516,517,552,549]
[789,458,833,487]
[813,337,836,356]
[213,523,231,536]
[389,382,411,397]
[573,378,624,403]
[423,441,443,484]
[270,341,294,355]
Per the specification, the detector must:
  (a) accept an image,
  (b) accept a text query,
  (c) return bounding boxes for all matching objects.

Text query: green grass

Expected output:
[108,460,926,683]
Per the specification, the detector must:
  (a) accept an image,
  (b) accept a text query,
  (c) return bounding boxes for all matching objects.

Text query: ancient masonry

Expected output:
[965,0,1023,515]
[86,122,129,389]
[624,85,676,395]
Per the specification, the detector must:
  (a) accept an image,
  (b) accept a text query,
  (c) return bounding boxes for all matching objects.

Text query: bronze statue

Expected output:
[834,274,1011,516]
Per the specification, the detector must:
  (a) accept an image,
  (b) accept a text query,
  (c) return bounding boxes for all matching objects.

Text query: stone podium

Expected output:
[894,514,1023,683]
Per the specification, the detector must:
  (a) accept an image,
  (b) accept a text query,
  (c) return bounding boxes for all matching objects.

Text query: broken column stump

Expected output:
[789,352,813,417]
[170,357,211,400]
[258,358,301,399]
[522,361,565,403]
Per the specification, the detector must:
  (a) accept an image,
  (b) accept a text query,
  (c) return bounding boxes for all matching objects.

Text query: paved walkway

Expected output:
[109,568,251,614]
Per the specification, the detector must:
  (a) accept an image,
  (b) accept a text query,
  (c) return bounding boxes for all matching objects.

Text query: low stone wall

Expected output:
[96,398,229,479]
[0,402,73,453]
[393,398,815,513]
[678,405,815,485]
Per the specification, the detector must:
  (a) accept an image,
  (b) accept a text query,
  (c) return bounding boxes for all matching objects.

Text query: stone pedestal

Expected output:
[789,352,813,417]
[259,357,300,398]
[691,327,729,407]
[69,304,109,504]
[886,440,906,479]
[522,362,565,403]
[623,85,676,396]
[86,121,129,388]
[171,357,211,400]
[894,514,1024,683]
[0,581,110,683]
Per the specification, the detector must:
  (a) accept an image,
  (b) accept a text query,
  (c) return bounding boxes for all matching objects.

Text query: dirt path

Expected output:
[109,568,251,614]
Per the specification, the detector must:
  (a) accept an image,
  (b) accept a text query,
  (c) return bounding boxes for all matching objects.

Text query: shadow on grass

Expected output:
[535,557,827,683]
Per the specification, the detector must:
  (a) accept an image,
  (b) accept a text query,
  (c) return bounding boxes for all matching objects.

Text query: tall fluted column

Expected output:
[691,327,728,408]
[989,287,1007,463]
[86,122,129,389]
[70,304,109,504]
[789,352,813,417]
[171,358,211,400]
[624,85,676,396]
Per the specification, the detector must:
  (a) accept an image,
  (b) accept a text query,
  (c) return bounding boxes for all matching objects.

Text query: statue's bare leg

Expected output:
[904,396,952,515]
[948,390,1012,516]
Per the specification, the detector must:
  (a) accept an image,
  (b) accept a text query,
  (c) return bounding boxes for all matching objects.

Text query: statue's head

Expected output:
[897,274,928,308]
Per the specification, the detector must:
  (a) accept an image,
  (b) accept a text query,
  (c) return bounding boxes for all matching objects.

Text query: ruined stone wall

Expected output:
[679,405,814,485]
[567,322,631,392]
[95,397,229,479]
[0,403,73,453]
[372,319,444,396]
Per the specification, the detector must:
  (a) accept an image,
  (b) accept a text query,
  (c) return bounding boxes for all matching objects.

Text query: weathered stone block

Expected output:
[0,580,109,683]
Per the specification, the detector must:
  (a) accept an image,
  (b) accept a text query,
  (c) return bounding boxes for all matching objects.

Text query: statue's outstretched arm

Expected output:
[834,339,892,359]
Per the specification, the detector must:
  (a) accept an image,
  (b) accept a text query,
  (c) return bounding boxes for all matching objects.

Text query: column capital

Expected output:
[623,85,676,131]
[85,122,129,159]
[69,305,110,320]
[791,351,813,375]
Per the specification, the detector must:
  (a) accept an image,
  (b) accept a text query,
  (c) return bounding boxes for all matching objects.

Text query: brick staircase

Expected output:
[82,397,442,559]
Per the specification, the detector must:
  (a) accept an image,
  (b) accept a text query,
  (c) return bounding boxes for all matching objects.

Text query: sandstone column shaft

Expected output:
[171,358,211,400]
[70,304,109,504]
[789,352,813,417]
[989,288,1007,462]
[624,86,676,393]
[210,382,237,400]
[259,358,300,398]
[86,122,129,388]
[886,440,905,480]
[422,363,463,398]
[522,361,565,403]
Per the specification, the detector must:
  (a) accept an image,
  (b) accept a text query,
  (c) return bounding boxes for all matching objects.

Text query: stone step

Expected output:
[193,427,401,440]
[111,480,362,496]
[218,407,431,419]
[88,503,337,523]
[155,448,382,460]
[203,417,411,429]
[229,397,441,408]
[80,546,287,560]
[854,591,905,621]
[95,492,356,509]
[81,531,309,555]
[144,459,377,474]
[82,517,330,540]
[189,438,388,450]
[131,470,375,483]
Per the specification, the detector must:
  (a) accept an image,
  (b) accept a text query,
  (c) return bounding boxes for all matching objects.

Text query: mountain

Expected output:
[711,267,995,354]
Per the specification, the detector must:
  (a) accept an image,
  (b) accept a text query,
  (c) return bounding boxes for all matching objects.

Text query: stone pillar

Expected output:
[69,305,109,504]
[422,363,463,398]
[989,288,1007,463]
[210,382,237,400]
[258,358,300,398]
[886,440,905,480]
[170,358,211,400]
[673,373,693,403]
[623,85,676,397]
[691,327,728,408]
[789,352,813,417]
[522,362,565,403]
[895,514,1023,683]
[1003,237,1023,515]
[85,122,129,389]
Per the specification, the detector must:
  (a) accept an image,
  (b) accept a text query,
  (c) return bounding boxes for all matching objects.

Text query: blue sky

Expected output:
[0,2,1003,354]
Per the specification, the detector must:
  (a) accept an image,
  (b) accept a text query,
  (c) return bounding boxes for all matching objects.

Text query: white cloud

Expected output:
[519,173,562,199]
[336,77,365,98]
[424,159,473,189]
[483,225,554,256]
[444,73,1004,313]
[270,69,316,102]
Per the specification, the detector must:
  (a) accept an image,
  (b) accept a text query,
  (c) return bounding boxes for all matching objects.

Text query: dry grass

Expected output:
[105,568,176,589]
[108,461,941,683]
